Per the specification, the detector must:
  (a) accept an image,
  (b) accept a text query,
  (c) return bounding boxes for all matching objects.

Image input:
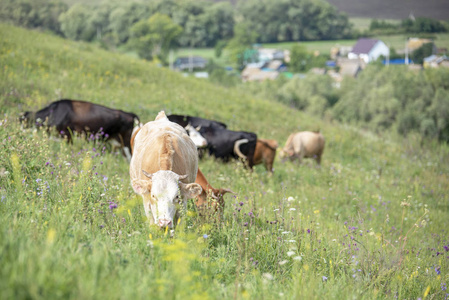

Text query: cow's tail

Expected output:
[234,139,249,159]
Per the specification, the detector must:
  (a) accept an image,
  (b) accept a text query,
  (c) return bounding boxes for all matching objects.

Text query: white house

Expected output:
[348,38,389,63]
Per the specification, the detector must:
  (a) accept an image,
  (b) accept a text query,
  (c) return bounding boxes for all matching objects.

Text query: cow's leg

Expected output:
[123,147,132,161]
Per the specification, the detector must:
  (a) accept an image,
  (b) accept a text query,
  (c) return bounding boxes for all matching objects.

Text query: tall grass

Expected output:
[1,24,448,299]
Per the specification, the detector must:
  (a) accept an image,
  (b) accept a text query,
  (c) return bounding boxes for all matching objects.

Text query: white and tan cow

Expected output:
[279,131,325,165]
[129,111,202,228]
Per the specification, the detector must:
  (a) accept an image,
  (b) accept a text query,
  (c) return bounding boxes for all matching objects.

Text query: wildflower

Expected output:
[244,222,248,226]
[99,225,104,229]
[400,201,410,207]
[36,178,42,183]
[289,208,296,211]
[287,196,295,202]
[442,283,447,291]
[293,256,302,261]
[279,260,288,265]
[287,251,295,257]
[239,201,244,206]
[444,245,449,252]
[203,234,208,239]
[435,266,441,275]
[109,202,117,210]
[322,276,328,282]
[307,229,311,234]
[263,273,274,281]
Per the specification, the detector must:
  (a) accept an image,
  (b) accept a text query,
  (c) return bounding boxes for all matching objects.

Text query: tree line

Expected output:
[0,0,353,61]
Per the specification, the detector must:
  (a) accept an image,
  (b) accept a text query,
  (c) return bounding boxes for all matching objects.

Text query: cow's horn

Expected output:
[234,139,249,159]
[195,125,201,131]
[142,170,153,179]
[178,174,188,180]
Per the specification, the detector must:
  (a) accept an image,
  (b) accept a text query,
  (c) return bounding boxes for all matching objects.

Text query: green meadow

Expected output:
[1,24,448,299]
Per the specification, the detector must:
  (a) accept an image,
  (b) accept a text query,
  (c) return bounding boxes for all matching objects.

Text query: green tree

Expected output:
[58,4,94,41]
[289,44,310,72]
[108,2,152,44]
[128,13,182,63]
[411,43,435,64]
[225,23,258,69]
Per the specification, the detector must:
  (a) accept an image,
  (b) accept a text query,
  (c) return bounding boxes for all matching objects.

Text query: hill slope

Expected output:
[1,24,448,299]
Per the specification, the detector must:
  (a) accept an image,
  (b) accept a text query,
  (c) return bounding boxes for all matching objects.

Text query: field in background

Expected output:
[1,24,449,299]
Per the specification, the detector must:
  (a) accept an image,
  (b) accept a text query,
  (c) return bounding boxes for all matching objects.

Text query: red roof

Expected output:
[351,38,379,54]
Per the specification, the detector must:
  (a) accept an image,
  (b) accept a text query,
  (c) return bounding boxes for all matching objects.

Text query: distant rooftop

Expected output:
[351,38,379,54]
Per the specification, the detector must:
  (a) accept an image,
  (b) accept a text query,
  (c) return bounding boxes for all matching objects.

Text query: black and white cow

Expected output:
[168,114,257,168]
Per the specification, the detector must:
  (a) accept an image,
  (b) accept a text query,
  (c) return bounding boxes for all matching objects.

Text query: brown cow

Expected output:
[129,111,202,228]
[279,131,325,165]
[195,168,233,215]
[253,138,279,173]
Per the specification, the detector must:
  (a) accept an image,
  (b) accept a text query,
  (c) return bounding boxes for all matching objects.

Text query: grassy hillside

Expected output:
[1,24,449,299]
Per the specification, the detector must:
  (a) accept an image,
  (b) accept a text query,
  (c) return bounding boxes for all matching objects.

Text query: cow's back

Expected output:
[296,131,325,156]
[130,119,198,184]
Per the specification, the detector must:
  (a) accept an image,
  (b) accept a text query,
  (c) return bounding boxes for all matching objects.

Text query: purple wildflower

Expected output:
[203,234,208,239]
[239,201,244,206]
[109,202,117,210]
[322,276,328,282]
[435,266,441,275]
[244,222,248,226]
[444,245,449,252]
[307,229,311,234]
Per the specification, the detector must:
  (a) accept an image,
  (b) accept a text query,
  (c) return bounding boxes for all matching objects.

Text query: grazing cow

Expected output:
[195,168,233,216]
[168,114,257,168]
[167,114,227,130]
[253,139,279,173]
[279,131,325,165]
[199,126,258,168]
[21,99,139,160]
[129,111,202,228]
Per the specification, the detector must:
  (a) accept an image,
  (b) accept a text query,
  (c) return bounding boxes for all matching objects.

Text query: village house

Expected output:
[348,38,390,63]
[423,55,449,68]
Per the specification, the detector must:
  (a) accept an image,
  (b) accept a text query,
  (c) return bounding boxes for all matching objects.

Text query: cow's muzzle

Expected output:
[158,218,172,228]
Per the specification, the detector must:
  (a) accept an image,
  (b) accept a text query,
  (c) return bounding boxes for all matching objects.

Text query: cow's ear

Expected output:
[180,183,202,199]
[132,179,151,195]
[195,125,201,131]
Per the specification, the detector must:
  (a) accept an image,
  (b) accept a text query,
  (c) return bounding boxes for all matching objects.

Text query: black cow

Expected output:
[167,114,227,130]
[168,114,257,168]
[21,99,139,159]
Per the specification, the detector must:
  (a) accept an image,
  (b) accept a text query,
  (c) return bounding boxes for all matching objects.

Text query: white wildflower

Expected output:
[279,260,288,265]
[287,251,295,257]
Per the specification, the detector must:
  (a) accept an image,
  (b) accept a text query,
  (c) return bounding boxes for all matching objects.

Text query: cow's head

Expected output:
[137,170,202,228]
[185,124,207,148]
[279,148,294,162]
